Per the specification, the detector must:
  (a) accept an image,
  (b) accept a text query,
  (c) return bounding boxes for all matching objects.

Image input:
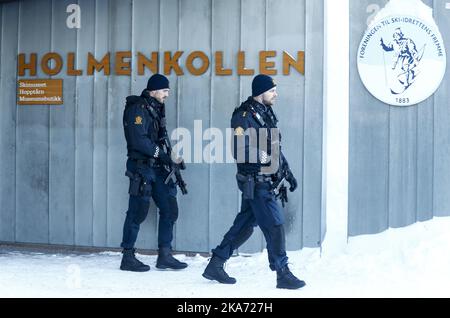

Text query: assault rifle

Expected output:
[160,133,188,195]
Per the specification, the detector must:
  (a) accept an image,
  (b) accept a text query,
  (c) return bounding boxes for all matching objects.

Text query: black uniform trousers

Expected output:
[212,181,288,272]
[121,158,178,250]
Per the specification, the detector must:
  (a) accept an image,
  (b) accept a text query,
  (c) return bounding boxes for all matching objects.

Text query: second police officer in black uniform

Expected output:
[120,74,187,272]
[202,75,306,290]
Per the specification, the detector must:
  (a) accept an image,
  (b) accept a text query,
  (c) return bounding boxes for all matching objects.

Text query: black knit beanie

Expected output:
[252,74,276,97]
[147,74,170,91]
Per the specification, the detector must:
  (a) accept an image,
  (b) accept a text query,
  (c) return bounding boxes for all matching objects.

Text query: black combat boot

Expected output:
[120,248,150,272]
[202,256,237,284]
[276,265,306,290]
[156,247,188,270]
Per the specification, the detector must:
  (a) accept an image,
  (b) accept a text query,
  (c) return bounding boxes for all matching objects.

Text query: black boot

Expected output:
[276,265,306,290]
[156,247,188,270]
[120,248,150,272]
[202,256,237,284]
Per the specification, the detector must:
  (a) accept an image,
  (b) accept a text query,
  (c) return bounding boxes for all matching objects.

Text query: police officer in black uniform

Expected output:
[202,75,306,289]
[120,74,187,272]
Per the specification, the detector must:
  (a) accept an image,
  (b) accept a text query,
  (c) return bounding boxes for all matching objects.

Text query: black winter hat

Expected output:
[147,74,170,91]
[252,74,277,97]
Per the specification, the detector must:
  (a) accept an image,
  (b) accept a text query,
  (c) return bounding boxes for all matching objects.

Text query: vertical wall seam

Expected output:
[431,0,436,218]
[415,104,419,223]
[208,0,214,252]
[177,0,181,133]
[129,0,135,245]
[347,0,352,240]
[177,0,181,161]
[262,0,267,251]
[158,0,161,72]
[130,0,134,96]
[0,4,5,240]
[15,0,21,243]
[0,5,3,239]
[0,5,3,238]
[92,0,97,246]
[387,108,391,229]
[129,0,134,246]
[175,0,181,249]
[74,0,80,246]
[14,2,19,242]
[158,0,163,247]
[48,0,54,244]
[156,0,160,248]
[265,0,268,51]
[431,82,435,218]
[322,1,327,248]
[0,3,2,81]
[319,0,326,249]
[0,3,2,115]
[301,0,308,248]
[414,108,419,222]
[105,0,111,246]
[415,103,419,222]
[237,0,242,224]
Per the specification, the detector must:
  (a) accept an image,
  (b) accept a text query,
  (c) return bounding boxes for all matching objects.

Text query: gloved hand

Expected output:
[169,157,186,171]
[286,170,298,192]
[176,159,187,171]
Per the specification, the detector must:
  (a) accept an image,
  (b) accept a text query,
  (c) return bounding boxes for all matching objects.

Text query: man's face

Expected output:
[262,88,278,106]
[150,89,170,104]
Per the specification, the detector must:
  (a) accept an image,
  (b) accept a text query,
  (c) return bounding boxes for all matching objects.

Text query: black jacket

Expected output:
[123,90,165,160]
[231,97,281,176]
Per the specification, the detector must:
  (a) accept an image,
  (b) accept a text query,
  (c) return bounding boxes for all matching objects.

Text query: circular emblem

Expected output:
[357,15,446,106]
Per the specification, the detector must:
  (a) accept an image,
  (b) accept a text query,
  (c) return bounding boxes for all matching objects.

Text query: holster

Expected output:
[236,173,255,200]
[126,171,143,196]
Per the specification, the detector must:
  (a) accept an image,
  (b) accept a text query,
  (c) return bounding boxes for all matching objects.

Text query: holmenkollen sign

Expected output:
[17,51,305,77]
[17,50,305,105]
[357,15,446,106]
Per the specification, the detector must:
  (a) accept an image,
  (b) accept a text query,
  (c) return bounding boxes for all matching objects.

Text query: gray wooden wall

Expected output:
[0,0,325,253]
[349,0,450,236]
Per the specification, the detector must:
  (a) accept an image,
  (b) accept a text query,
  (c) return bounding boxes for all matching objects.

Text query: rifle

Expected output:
[272,176,288,208]
[160,132,188,195]
[271,153,291,208]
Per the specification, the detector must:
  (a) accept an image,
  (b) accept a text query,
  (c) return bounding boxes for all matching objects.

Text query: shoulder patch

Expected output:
[134,116,143,125]
[234,127,245,136]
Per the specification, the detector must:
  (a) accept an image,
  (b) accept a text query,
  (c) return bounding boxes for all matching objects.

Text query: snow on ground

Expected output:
[1,217,449,298]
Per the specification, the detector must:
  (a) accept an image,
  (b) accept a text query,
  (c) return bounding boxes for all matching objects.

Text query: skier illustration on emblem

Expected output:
[380,28,426,94]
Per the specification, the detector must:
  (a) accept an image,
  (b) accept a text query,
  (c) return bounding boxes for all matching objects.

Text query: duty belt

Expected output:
[254,175,273,183]
[131,158,156,166]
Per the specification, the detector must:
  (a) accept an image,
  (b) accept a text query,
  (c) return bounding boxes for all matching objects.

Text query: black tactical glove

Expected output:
[286,170,298,192]
[176,160,187,171]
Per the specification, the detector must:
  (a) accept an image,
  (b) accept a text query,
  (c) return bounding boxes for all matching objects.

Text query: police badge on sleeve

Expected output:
[357,12,446,106]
